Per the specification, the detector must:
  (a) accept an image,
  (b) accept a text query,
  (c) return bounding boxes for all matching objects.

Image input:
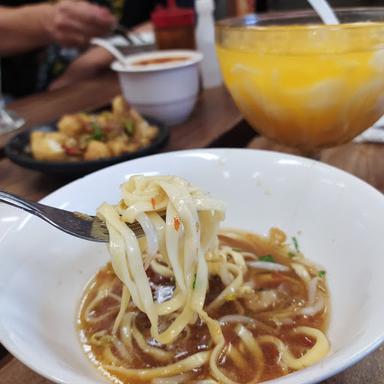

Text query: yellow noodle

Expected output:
[104,351,210,379]
[132,321,172,362]
[151,259,174,278]
[206,264,243,312]
[113,286,130,334]
[235,325,264,378]
[227,343,248,369]
[119,312,134,350]
[282,327,329,369]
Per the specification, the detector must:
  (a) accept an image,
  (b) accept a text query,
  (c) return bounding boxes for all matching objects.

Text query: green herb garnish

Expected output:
[91,122,104,141]
[192,273,197,289]
[259,255,275,263]
[124,119,134,136]
[318,270,326,278]
[292,236,300,253]
[232,248,243,252]
[288,252,296,259]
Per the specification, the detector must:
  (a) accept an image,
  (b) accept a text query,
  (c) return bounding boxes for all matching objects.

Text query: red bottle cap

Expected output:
[151,0,195,29]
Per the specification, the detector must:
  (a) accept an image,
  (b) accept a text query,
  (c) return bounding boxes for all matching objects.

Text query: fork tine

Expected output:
[130,32,147,44]
[91,216,146,241]
[0,190,164,243]
[112,24,135,45]
[89,215,110,242]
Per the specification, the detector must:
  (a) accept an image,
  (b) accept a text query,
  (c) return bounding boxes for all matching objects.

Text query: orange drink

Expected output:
[216,10,384,150]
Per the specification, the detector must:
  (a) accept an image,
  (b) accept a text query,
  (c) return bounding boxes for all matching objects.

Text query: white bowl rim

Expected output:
[39,147,384,205]
[111,50,203,73]
[1,148,384,384]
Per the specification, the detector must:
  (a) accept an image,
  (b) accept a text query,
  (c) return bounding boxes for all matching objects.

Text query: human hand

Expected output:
[47,0,116,47]
[49,46,114,90]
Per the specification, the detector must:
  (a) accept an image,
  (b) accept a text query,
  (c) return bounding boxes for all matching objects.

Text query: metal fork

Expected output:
[111,24,147,46]
[0,191,160,243]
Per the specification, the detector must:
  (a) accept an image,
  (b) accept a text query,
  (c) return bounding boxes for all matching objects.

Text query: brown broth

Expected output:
[78,231,329,383]
[132,56,189,66]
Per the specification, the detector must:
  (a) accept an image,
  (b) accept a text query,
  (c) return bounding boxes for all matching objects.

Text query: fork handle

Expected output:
[0,191,44,217]
[0,190,108,242]
[0,191,68,232]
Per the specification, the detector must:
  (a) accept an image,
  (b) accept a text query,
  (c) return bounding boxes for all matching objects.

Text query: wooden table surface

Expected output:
[1,72,384,384]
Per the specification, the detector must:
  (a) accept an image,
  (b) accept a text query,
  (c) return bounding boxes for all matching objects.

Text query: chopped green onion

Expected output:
[288,252,296,259]
[192,273,197,289]
[318,270,326,278]
[259,255,275,263]
[292,236,300,253]
[91,122,104,141]
[124,119,134,136]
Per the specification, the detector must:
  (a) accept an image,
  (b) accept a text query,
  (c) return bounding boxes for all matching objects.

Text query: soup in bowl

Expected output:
[0,149,384,384]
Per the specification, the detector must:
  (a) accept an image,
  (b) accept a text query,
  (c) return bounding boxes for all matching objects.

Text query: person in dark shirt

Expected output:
[0,0,174,97]
[0,0,120,97]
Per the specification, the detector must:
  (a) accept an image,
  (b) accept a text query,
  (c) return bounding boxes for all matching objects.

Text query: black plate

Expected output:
[5,118,169,176]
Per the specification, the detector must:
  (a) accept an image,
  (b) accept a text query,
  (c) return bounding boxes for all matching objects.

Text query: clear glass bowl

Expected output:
[216,8,384,150]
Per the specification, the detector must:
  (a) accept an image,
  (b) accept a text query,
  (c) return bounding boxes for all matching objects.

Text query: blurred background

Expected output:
[1,0,381,100]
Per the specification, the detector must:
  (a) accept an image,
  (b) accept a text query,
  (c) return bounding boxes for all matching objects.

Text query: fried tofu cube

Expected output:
[112,96,130,115]
[107,138,128,157]
[129,107,146,124]
[125,142,140,152]
[135,121,158,141]
[84,140,111,160]
[57,115,84,137]
[30,131,66,161]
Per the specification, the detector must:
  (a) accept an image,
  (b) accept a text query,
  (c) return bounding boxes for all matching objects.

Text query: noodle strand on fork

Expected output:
[98,176,226,347]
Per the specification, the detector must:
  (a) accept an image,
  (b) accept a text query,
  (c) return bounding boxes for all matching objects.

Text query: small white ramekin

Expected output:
[111,50,203,126]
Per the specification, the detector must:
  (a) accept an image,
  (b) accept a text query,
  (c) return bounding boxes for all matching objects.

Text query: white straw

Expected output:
[307,0,339,25]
